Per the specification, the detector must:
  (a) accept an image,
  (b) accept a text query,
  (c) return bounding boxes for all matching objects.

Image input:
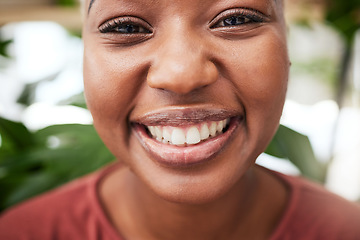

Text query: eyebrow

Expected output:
[88,0,95,13]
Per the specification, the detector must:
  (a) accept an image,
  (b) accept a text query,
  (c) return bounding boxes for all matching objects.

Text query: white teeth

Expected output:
[209,122,217,137]
[146,118,230,146]
[200,123,210,140]
[163,128,171,143]
[171,128,186,146]
[186,126,201,145]
[216,120,224,133]
[148,126,156,137]
[224,119,228,127]
[154,126,162,141]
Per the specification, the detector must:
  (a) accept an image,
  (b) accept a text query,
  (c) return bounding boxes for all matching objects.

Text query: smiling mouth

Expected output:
[132,109,242,167]
[146,118,230,146]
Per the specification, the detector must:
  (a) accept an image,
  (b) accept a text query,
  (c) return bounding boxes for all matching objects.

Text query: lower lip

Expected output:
[133,118,241,167]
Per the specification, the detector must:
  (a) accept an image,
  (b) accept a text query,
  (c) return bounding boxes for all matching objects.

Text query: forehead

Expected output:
[87,0,279,13]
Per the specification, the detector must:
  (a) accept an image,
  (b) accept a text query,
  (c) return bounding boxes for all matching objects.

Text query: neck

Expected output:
[100,165,287,240]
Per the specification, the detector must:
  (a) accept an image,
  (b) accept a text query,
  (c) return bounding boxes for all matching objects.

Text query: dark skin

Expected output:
[82,0,289,239]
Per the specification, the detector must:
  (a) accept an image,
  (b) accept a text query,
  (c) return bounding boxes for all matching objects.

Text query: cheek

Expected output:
[227,33,289,150]
[83,44,147,156]
[233,36,288,104]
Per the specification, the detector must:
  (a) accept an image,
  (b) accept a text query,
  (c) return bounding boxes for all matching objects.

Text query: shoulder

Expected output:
[0,164,119,240]
[271,171,360,240]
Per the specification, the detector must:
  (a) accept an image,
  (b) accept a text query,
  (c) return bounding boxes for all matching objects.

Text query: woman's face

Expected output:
[83,0,289,203]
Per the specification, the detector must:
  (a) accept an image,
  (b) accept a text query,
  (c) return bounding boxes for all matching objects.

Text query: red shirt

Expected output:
[1,163,360,240]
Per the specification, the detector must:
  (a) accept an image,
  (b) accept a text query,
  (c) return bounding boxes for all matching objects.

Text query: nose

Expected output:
[147,30,218,94]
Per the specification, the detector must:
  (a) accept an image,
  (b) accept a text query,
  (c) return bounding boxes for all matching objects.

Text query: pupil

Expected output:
[126,25,134,33]
[231,16,237,25]
[225,16,245,26]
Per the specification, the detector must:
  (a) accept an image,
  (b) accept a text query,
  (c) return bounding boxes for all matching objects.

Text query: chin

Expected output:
[124,126,258,206]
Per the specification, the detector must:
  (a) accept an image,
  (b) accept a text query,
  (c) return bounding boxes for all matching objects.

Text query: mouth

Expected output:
[132,109,242,167]
[146,118,230,146]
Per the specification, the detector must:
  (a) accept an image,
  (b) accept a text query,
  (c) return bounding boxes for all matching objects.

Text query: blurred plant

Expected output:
[326,0,360,47]
[291,58,338,87]
[325,0,360,106]
[0,39,12,59]
[0,117,115,212]
[56,0,78,7]
[288,0,360,168]
[323,0,360,167]
[266,125,327,182]
[0,32,13,69]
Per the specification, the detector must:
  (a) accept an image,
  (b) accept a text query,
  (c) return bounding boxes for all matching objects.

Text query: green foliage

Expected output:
[325,0,360,45]
[56,0,78,7]
[265,125,327,183]
[0,39,13,58]
[291,58,339,88]
[0,117,114,211]
[17,83,39,107]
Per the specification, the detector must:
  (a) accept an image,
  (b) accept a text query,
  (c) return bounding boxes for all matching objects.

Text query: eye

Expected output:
[218,15,254,27]
[105,24,149,34]
[210,8,268,29]
[99,17,152,34]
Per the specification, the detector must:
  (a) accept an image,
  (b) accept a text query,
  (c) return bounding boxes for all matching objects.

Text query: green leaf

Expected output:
[0,39,13,58]
[0,172,60,210]
[33,124,115,179]
[265,125,327,183]
[325,0,360,45]
[0,123,115,210]
[56,0,78,7]
[0,117,35,154]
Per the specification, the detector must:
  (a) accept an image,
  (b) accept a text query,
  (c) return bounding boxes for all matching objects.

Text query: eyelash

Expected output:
[98,8,267,34]
[210,8,267,29]
[99,17,152,34]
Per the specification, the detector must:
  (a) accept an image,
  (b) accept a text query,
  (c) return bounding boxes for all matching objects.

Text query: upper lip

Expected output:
[132,107,242,126]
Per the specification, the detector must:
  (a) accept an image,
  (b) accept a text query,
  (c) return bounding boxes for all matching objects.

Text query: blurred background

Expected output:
[0,0,359,211]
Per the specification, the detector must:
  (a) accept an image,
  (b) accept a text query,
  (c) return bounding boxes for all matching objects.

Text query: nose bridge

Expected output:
[147,24,218,94]
[165,28,200,69]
